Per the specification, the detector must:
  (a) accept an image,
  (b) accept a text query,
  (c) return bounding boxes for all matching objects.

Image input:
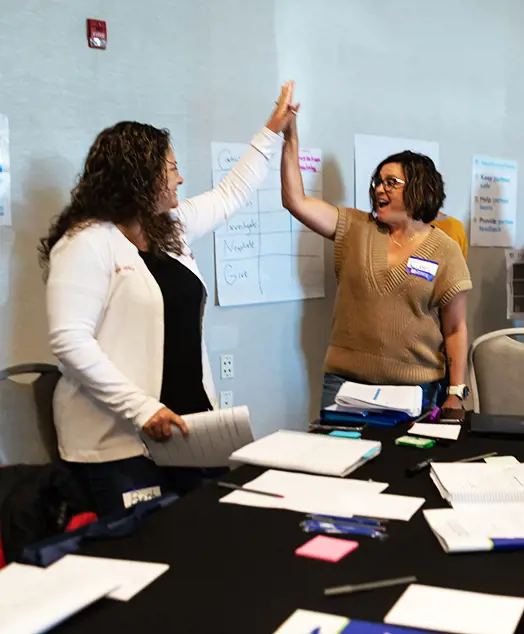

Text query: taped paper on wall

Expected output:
[212,144,325,306]
[470,155,517,248]
[0,115,11,227]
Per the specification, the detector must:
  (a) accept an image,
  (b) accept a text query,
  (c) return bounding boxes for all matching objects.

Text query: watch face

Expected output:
[463,385,470,399]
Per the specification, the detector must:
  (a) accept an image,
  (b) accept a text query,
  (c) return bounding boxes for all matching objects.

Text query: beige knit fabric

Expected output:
[325,207,472,385]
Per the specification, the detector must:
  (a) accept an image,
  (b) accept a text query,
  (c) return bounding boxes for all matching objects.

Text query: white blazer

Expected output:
[47,127,282,463]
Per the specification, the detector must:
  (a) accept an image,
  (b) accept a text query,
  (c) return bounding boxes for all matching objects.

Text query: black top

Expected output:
[139,251,211,416]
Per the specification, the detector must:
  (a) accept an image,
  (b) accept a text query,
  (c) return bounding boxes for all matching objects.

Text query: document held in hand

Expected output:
[143,406,254,468]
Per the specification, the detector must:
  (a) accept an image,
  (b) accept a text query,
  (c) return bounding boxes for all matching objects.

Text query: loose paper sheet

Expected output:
[0,114,11,227]
[385,584,524,634]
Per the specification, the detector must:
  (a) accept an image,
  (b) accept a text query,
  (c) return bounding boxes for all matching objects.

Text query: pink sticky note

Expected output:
[295,535,359,562]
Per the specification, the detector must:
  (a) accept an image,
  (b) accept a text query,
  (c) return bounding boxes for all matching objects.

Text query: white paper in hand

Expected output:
[143,406,253,467]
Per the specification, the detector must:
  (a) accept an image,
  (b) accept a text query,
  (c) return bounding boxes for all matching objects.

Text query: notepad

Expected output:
[335,381,423,417]
[409,422,461,441]
[229,429,381,477]
[0,562,117,634]
[430,462,524,505]
[143,405,253,468]
[49,554,169,601]
[295,535,358,562]
[424,504,524,553]
[384,584,524,634]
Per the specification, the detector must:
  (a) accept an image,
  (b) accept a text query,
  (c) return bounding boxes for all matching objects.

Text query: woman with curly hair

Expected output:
[40,83,298,515]
[281,114,472,412]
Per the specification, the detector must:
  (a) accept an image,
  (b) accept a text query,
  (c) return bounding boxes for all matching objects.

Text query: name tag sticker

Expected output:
[406,257,439,281]
[122,486,161,509]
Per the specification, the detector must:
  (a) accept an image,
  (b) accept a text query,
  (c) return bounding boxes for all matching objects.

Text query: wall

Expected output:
[0,0,523,437]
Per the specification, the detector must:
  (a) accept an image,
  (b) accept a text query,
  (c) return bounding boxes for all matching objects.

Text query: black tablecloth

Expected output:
[55,424,524,634]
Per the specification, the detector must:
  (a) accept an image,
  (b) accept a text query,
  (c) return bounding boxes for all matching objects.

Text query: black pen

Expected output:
[217,482,284,499]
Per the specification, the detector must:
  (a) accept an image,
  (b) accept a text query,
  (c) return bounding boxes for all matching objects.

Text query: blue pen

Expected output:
[373,388,381,400]
[310,628,320,634]
[302,519,387,539]
[309,513,385,528]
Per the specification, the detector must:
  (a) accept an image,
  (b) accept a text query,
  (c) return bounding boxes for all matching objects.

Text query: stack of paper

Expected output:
[220,470,425,521]
[385,583,524,634]
[229,429,381,477]
[143,406,253,467]
[430,462,524,506]
[335,381,422,417]
[424,504,524,553]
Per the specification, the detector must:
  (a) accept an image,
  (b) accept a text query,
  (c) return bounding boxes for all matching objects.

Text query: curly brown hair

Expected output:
[38,121,184,270]
[369,150,445,223]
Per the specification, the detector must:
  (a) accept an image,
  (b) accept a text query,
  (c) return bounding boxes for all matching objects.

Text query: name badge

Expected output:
[122,486,162,509]
[406,257,439,281]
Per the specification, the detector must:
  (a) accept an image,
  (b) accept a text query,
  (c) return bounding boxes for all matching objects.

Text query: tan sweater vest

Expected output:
[325,208,472,385]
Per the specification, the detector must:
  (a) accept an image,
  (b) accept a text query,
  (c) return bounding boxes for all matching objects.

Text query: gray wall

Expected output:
[1,0,522,436]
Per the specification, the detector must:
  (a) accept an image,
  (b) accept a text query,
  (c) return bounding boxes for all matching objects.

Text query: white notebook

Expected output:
[424,505,524,554]
[229,430,381,477]
[430,462,524,505]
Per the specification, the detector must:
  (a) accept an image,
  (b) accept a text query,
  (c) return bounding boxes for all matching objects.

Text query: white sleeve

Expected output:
[177,127,283,244]
[46,230,163,429]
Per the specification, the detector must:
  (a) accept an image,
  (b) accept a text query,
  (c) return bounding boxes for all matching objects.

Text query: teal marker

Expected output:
[329,430,361,439]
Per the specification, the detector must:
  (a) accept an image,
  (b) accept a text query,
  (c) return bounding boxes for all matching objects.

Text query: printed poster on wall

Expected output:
[0,114,11,227]
[470,155,517,247]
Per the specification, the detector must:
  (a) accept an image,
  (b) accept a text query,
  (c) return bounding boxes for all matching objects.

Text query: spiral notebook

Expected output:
[430,462,524,505]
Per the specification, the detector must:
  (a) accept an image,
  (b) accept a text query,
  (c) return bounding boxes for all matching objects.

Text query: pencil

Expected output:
[217,482,284,498]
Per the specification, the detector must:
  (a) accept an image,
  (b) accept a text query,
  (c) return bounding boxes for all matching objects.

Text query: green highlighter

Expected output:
[329,430,362,439]
[395,435,436,449]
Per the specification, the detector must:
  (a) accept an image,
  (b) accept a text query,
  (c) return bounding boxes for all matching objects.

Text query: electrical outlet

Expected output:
[220,354,234,379]
[219,390,233,408]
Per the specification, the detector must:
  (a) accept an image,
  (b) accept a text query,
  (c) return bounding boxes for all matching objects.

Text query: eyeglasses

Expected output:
[371,176,405,191]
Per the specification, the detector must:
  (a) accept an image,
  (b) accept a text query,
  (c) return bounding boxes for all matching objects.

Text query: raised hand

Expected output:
[266,80,300,135]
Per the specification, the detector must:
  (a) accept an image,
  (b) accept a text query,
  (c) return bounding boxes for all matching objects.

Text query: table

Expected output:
[55,423,524,634]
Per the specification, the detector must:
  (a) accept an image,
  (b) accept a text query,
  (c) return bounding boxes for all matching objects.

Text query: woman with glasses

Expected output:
[281,114,472,411]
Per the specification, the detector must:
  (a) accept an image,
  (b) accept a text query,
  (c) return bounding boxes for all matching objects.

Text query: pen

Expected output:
[309,513,386,528]
[406,458,433,476]
[456,452,498,463]
[309,423,365,432]
[301,519,386,539]
[217,482,284,498]
[324,575,417,597]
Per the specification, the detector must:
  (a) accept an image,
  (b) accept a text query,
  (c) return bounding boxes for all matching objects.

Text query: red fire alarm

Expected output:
[87,19,107,50]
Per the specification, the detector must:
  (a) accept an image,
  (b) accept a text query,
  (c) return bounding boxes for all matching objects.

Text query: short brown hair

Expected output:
[369,150,445,223]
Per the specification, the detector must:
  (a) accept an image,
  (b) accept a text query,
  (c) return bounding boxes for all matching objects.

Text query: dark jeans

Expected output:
[67,457,228,517]
[321,373,441,413]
